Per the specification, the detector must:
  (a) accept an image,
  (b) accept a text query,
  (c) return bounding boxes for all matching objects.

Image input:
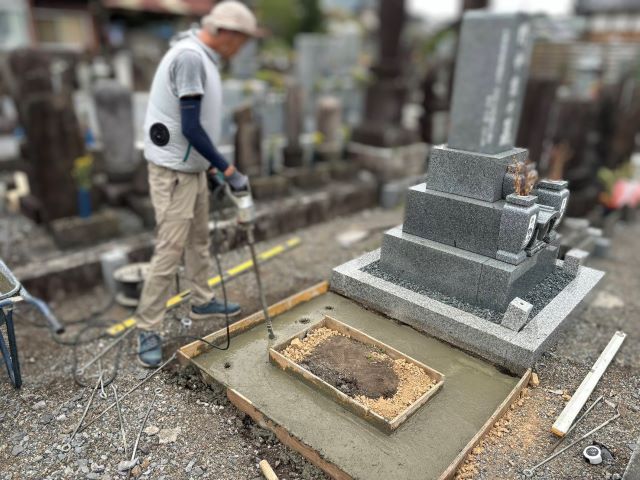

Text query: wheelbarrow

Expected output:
[0,260,64,388]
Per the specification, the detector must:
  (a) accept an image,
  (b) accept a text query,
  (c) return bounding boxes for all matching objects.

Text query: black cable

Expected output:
[26,184,235,387]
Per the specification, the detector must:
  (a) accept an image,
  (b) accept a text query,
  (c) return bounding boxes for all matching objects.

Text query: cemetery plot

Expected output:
[269,316,444,433]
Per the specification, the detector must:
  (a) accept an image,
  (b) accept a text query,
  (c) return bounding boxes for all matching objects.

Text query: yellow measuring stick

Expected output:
[105,236,301,336]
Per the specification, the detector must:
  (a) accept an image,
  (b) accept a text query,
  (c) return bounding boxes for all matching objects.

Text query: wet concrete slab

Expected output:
[191,291,520,480]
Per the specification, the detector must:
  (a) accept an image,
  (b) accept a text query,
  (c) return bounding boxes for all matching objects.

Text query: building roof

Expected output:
[576,0,640,13]
[102,0,214,15]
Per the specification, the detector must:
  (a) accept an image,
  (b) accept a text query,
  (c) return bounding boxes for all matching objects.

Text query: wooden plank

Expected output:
[552,330,627,437]
[177,281,329,364]
[438,369,532,480]
[268,315,445,433]
[227,388,353,480]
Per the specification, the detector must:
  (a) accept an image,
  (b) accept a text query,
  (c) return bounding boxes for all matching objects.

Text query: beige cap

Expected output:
[202,1,263,38]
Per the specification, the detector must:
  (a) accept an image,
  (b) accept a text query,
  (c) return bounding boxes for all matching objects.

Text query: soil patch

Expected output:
[302,335,399,398]
[281,326,436,419]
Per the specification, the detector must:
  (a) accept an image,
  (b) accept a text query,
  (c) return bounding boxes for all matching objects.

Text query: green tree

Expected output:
[299,0,326,34]
[256,0,325,45]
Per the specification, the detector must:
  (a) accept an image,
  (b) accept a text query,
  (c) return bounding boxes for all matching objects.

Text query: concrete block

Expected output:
[623,436,640,480]
[594,237,611,258]
[425,145,528,202]
[563,248,589,276]
[403,184,504,258]
[331,250,604,374]
[501,297,533,331]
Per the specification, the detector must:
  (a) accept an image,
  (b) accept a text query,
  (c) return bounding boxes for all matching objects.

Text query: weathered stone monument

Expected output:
[348,0,427,181]
[233,104,263,178]
[332,12,604,373]
[93,79,139,181]
[283,80,305,168]
[315,95,342,163]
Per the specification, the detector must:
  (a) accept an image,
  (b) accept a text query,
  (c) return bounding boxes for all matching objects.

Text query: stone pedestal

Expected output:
[348,142,428,182]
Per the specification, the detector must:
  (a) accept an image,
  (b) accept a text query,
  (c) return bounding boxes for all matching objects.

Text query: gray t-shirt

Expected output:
[169,50,206,98]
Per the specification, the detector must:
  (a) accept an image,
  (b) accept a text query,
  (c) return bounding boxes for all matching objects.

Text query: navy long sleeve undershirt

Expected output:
[180,96,230,172]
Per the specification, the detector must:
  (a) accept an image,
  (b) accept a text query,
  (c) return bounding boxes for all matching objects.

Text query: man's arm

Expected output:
[180,96,230,172]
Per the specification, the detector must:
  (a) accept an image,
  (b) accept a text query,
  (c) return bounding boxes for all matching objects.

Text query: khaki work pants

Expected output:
[135,162,213,331]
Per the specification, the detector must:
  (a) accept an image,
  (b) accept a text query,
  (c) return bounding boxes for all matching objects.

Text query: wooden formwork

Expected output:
[179,281,531,480]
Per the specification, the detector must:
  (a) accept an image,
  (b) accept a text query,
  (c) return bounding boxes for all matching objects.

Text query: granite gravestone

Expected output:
[448,13,533,155]
[332,11,604,373]
[382,12,566,311]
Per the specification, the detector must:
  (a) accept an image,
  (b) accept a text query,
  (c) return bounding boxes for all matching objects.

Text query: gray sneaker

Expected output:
[190,298,241,320]
[137,331,162,368]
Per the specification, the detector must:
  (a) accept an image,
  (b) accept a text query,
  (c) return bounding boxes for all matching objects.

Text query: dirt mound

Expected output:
[301,335,399,399]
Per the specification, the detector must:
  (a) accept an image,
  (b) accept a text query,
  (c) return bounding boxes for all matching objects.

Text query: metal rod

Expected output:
[131,392,157,463]
[246,227,274,339]
[111,384,128,455]
[126,390,159,479]
[63,371,103,451]
[523,411,621,477]
[550,395,604,453]
[79,353,176,432]
[76,328,134,374]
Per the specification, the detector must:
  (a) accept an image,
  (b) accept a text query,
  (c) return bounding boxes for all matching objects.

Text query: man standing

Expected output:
[136,1,261,367]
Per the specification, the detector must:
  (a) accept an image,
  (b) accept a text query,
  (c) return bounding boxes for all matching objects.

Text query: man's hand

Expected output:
[225,167,249,192]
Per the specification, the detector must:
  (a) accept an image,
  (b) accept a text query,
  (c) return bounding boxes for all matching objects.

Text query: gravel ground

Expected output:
[458,221,640,480]
[0,207,401,480]
[1,208,638,480]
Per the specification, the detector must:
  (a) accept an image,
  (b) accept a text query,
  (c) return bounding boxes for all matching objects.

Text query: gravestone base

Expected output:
[331,249,604,374]
[50,209,121,249]
[249,175,290,200]
[282,166,331,190]
[380,174,426,209]
[348,142,428,182]
[379,226,558,311]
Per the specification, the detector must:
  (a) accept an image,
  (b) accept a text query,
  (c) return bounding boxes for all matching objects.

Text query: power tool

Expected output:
[209,173,275,339]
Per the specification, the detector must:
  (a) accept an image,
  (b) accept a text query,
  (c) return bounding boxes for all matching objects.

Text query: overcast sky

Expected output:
[408,0,576,18]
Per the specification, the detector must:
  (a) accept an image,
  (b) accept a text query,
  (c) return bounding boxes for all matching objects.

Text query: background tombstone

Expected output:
[351,0,417,148]
[8,49,84,222]
[233,104,263,178]
[283,80,305,168]
[315,96,343,163]
[93,78,138,182]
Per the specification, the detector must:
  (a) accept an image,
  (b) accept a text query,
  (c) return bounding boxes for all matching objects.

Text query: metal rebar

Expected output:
[62,371,103,451]
[550,395,604,453]
[79,353,175,432]
[523,411,621,477]
[246,227,274,339]
[111,384,128,455]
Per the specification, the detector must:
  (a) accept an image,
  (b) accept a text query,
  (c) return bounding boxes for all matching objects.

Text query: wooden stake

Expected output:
[259,460,278,480]
[551,331,626,437]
